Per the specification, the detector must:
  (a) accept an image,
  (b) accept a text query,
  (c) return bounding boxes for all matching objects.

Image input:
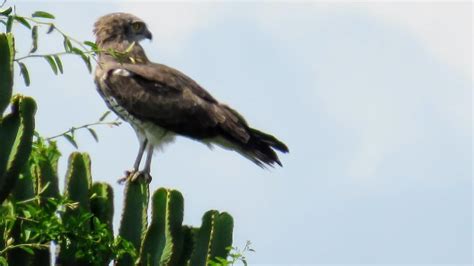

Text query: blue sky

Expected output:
[11,1,472,265]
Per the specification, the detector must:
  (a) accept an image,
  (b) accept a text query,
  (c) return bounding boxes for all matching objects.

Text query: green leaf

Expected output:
[31,11,55,19]
[83,41,97,50]
[46,24,55,34]
[63,134,78,149]
[30,25,38,53]
[24,229,31,240]
[13,16,31,29]
[80,54,92,73]
[0,7,12,16]
[87,128,98,142]
[53,55,63,74]
[6,15,12,32]
[0,256,7,266]
[63,36,72,52]
[19,246,34,255]
[19,62,30,86]
[99,110,110,121]
[44,56,58,75]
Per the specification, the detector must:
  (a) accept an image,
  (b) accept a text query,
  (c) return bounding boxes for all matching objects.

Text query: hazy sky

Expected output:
[11,1,472,265]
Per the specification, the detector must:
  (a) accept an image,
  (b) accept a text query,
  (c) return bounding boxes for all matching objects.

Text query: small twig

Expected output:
[16,216,39,223]
[14,50,95,62]
[46,120,121,140]
[0,243,49,255]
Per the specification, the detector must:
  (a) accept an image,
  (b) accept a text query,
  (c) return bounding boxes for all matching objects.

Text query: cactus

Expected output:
[57,152,94,266]
[0,96,37,204]
[63,152,92,209]
[0,33,14,116]
[91,182,114,231]
[189,211,234,266]
[139,188,184,266]
[117,179,149,266]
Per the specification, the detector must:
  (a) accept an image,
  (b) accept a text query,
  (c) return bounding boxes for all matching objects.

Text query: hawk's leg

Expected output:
[133,138,148,171]
[118,138,148,184]
[130,144,154,183]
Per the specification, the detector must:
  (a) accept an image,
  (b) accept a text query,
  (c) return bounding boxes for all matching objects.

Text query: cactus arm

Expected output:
[190,210,234,266]
[116,180,149,266]
[189,210,217,266]
[177,226,197,266]
[0,33,14,116]
[57,152,93,266]
[138,188,184,266]
[63,152,92,209]
[90,182,114,231]
[0,96,36,203]
[90,182,114,265]
[208,212,233,260]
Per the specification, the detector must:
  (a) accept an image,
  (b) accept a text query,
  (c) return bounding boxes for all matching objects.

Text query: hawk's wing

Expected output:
[96,61,288,167]
[97,62,250,142]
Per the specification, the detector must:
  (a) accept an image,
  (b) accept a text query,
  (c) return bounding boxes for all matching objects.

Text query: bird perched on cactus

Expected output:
[93,13,289,182]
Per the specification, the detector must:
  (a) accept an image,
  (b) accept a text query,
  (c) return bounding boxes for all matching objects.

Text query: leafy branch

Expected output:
[46,111,121,149]
[0,5,96,86]
[1,3,142,87]
[211,241,255,266]
[0,243,49,256]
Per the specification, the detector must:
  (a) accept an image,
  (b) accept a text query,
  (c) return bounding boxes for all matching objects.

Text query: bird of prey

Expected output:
[93,13,289,182]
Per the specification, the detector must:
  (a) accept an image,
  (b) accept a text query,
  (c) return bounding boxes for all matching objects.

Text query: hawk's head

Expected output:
[94,13,152,45]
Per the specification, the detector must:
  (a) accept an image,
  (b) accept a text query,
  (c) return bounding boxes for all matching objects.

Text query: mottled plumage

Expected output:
[93,13,288,181]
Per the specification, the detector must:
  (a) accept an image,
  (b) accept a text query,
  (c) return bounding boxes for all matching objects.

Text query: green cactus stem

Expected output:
[57,152,93,266]
[177,226,198,266]
[189,210,234,266]
[0,96,37,203]
[116,179,149,266]
[90,182,114,231]
[0,33,14,116]
[63,152,92,210]
[139,188,184,266]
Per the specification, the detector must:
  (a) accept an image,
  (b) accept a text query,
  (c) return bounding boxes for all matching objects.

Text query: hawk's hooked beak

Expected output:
[145,29,153,40]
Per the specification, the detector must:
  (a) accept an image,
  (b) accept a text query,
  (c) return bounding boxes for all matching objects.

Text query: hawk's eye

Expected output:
[131,22,144,32]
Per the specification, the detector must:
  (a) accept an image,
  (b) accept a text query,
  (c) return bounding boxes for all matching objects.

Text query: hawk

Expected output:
[93,13,289,182]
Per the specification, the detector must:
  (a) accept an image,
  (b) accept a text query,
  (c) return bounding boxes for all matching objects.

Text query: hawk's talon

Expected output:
[117,169,137,184]
[130,171,152,183]
[117,170,152,184]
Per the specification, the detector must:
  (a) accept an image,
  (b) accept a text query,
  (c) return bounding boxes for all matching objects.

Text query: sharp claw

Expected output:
[117,170,136,184]
[118,170,152,184]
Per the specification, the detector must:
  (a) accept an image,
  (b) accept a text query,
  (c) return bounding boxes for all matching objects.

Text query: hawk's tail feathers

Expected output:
[243,128,289,168]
